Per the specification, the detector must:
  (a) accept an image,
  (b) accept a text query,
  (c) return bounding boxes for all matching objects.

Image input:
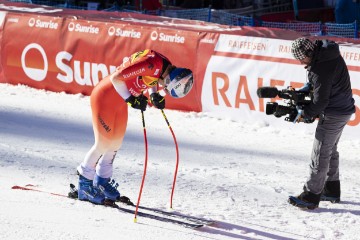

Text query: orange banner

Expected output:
[0,2,206,112]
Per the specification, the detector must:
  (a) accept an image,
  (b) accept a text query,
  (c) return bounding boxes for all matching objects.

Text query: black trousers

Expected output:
[304,114,353,194]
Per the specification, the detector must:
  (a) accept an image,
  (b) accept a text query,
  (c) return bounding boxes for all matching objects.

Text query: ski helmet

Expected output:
[163,68,193,98]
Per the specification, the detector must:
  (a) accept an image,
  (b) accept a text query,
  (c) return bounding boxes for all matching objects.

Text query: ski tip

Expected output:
[12,185,31,190]
[134,217,137,223]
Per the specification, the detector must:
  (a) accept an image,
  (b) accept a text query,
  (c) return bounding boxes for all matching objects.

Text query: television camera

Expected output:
[256,86,314,123]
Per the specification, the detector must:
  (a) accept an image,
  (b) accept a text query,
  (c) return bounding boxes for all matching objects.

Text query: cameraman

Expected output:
[289,38,355,209]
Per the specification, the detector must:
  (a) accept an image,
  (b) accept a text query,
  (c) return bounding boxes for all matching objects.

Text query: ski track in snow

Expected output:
[0,83,360,240]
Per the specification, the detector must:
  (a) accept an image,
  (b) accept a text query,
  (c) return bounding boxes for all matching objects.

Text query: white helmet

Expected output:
[163,68,193,98]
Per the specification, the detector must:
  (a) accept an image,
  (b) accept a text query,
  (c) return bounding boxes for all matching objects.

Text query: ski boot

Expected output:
[288,188,320,210]
[320,180,341,203]
[93,175,120,202]
[288,196,318,210]
[78,174,105,205]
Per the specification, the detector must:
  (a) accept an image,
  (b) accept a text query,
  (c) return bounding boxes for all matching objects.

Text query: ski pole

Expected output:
[161,109,179,209]
[134,110,148,222]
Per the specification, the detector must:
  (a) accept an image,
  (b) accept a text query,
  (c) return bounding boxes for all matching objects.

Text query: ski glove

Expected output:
[150,92,165,109]
[293,107,303,123]
[293,106,315,124]
[298,82,311,92]
[125,95,148,111]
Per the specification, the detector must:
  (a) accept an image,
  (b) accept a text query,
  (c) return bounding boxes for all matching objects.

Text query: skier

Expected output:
[289,38,355,209]
[76,49,194,204]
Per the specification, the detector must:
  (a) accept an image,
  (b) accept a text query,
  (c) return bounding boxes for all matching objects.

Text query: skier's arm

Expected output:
[110,74,131,100]
[110,59,155,100]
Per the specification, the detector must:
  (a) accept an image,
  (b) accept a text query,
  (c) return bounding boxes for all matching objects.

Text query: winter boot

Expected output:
[78,174,105,205]
[93,175,120,202]
[288,187,321,210]
[321,180,341,203]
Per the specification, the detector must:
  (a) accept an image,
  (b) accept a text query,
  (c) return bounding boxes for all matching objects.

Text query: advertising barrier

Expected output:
[0,1,358,138]
[200,35,360,137]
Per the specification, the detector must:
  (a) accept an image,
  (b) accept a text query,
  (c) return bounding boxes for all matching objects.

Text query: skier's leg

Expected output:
[93,105,128,201]
[88,77,128,201]
[77,76,126,203]
[77,144,103,180]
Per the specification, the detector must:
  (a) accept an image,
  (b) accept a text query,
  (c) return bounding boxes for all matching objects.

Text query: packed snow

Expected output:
[0,83,359,240]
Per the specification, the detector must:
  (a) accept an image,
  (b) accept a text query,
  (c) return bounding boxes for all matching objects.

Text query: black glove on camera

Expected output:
[125,95,148,111]
[150,93,165,109]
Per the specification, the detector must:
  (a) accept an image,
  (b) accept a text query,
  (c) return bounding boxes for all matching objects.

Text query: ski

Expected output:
[104,202,203,229]
[137,205,214,225]
[12,185,68,197]
[125,202,214,225]
[69,183,214,226]
[12,184,204,229]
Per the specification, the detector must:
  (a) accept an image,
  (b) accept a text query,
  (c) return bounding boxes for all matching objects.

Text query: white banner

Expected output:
[202,34,360,139]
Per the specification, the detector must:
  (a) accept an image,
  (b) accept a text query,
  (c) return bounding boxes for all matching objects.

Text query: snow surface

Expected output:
[1,83,360,240]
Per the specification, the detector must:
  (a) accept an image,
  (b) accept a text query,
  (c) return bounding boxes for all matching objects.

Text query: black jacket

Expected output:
[303,40,355,118]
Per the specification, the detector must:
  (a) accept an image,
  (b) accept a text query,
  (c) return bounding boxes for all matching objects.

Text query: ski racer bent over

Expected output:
[76,49,194,204]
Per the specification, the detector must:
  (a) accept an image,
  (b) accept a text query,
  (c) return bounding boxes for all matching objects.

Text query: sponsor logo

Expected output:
[68,22,100,34]
[150,31,158,40]
[227,40,267,50]
[28,18,58,29]
[68,22,75,31]
[107,26,141,38]
[108,26,116,36]
[98,115,111,132]
[28,18,35,27]
[150,30,185,43]
[159,32,185,43]
[135,76,147,89]
[200,38,216,44]
[173,82,182,89]
[122,68,145,79]
[128,87,140,97]
[8,18,19,23]
[21,43,48,81]
[20,43,116,86]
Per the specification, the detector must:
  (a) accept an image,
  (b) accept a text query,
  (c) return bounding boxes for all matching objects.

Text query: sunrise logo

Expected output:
[21,43,48,81]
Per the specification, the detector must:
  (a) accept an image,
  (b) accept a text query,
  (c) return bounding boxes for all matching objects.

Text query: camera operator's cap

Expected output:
[291,37,315,60]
